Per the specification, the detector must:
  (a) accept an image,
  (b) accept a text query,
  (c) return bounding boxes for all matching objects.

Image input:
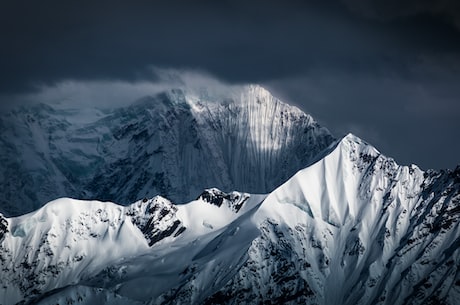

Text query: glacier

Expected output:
[0,134,458,304]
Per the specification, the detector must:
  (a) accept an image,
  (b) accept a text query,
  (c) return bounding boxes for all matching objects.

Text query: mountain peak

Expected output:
[245,84,273,98]
[342,132,364,143]
[1,92,459,304]
[338,132,381,159]
[257,132,397,227]
[0,85,335,216]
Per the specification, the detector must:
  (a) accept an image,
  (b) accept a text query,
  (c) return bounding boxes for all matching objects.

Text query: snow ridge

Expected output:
[226,134,460,305]
[0,190,263,304]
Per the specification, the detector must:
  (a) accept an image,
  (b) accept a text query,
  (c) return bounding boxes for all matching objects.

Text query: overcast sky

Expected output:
[1,0,459,170]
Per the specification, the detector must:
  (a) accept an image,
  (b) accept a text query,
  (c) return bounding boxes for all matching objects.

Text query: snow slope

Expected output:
[0,85,333,216]
[1,134,459,305]
[0,191,266,304]
[212,134,460,305]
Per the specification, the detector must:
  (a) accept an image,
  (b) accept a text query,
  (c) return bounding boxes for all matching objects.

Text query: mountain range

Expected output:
[0,85,333,216]
[0,85,459,304]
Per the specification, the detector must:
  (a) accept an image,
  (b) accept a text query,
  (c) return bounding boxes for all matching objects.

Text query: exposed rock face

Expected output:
[0,214,7,243]
[197,188,250,213]
[127,196,186,246]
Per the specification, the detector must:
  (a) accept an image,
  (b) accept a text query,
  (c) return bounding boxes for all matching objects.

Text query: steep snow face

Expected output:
[0,85,334,216]
[3,134,458,305]
[209,134,460,305]
[186,85,333,195]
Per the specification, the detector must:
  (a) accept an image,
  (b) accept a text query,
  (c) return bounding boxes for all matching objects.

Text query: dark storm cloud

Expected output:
[2,0,458,93]
[1,0,459,170]
[342,0,460,28]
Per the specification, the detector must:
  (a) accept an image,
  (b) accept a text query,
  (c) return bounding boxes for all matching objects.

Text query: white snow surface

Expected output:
[0,134,459,305]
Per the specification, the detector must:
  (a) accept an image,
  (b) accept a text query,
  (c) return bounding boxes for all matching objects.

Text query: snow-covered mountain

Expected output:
[0,85,333,216]
[0,134,459,305]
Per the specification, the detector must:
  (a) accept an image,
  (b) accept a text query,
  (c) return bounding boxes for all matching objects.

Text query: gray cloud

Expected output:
[0,68,245,111]
[342,0,460,28]
[265,63,460,170]
[2,0,459,94]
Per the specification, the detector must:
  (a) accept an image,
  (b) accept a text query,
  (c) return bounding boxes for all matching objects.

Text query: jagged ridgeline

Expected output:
[0,135,458,304]
[0,84,459,304]
[0,85,334,216]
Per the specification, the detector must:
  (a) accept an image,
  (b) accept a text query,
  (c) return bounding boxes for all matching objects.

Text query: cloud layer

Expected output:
[1,1,459,170]
[342,0,460,28]
[1,1,459,93]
